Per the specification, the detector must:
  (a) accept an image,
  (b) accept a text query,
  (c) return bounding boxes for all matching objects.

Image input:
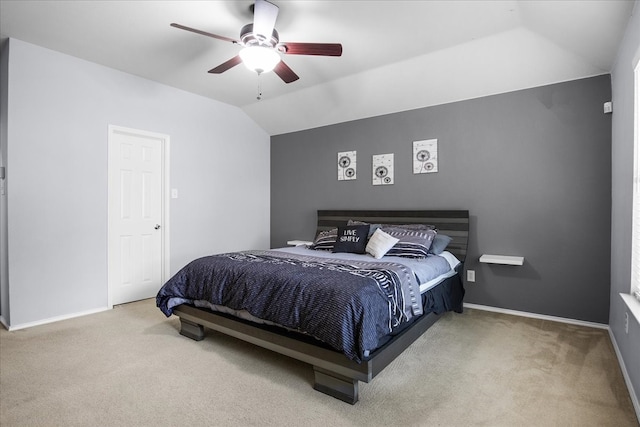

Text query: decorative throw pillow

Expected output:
[347,219,379,237]
[309,228,338,251]
[382,227,437,258]
[429,234,452,255]
[366,228,400,259]
[333,225,370,254]
[347,220,435,236]
[387,223,436,231]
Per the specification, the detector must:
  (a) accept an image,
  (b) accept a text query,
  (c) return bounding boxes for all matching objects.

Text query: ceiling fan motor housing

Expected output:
[240,23,279,48]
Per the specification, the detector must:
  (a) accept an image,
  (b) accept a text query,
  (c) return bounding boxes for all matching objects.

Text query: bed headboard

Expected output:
[316,210,469,262]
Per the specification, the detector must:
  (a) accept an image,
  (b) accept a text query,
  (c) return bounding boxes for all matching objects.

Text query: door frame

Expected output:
[107,124,170,308]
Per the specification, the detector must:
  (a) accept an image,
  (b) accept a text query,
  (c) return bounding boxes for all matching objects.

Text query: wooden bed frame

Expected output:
[172,210,469,404]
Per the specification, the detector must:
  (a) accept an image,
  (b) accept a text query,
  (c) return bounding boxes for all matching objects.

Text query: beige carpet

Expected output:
[0,299,637,427]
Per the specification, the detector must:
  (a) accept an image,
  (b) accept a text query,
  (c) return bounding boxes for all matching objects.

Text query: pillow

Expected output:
[366,228,400,259]
[347,219,379,237]
[387,223,436,231]
[333,225,370,254]
[429,234,452,255]
[347,220,436,235]
[309,228,338,251]
[382,227,437,258]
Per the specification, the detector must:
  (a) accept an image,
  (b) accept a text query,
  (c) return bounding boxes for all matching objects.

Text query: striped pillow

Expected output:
[382,227,437,258]
[347,219,436,235]
[309,228,338,251]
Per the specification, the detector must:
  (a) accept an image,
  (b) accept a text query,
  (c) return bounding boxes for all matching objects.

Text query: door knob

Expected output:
[154,224,161,230]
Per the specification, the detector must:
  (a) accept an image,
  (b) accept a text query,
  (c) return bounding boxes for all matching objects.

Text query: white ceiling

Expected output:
[0,0,635,135]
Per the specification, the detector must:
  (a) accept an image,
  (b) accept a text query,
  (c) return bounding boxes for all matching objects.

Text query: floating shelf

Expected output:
[479,254,524,266]
[287,240,313,246]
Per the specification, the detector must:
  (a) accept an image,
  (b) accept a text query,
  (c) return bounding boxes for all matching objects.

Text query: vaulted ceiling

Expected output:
[0,0,635,135]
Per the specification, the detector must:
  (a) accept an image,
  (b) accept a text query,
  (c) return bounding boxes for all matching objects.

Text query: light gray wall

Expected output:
[271,75,612,324]
[610,0,640,413]
[2,38,270,327]
[0,39,9,325]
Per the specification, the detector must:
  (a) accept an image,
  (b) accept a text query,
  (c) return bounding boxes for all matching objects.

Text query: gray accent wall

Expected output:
[271,74,612,324]
[1,38,270,328]
[610,1,640,415]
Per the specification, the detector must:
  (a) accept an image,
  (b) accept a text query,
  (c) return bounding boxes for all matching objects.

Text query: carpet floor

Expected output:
[1,299,637,426]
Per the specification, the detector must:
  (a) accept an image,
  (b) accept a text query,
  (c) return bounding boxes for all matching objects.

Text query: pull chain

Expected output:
[256,72,263,100]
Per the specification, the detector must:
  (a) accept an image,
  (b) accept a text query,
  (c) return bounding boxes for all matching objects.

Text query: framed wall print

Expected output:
[338,151,357,181]
[413,139,438,174]
[372,153,394,185]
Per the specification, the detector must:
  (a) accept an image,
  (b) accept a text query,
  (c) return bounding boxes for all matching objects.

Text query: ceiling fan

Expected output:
[171,0,343,84]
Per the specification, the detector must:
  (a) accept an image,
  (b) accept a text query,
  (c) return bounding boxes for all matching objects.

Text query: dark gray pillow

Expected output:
[333,225,370,254]
[347,219,378,237]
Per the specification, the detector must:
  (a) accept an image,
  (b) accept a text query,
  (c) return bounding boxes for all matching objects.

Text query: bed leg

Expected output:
[313,366,359,404]
[179,318,205,341]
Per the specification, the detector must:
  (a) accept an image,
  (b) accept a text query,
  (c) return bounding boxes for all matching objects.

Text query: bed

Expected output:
[157,210,469,403]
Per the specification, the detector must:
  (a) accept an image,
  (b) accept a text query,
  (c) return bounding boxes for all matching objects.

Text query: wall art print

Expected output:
[372,153,394,186]
[413,139,438,174]
[338,151,357,181]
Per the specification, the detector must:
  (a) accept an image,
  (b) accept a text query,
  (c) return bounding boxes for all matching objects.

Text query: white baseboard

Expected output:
[5,306,111,331]
[608,328,640,422]
[463,303,608,329]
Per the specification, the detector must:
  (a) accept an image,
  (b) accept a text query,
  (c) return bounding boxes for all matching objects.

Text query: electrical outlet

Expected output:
[625,312,629,334]
[467,270,475,283]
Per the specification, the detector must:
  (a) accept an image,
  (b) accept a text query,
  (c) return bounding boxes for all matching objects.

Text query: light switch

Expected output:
[171,189,178,199]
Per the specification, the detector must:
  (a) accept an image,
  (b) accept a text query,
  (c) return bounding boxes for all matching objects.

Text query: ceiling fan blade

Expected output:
[273,60,299,84]
[208,55,243,74]
[277,42,342,57]
[170,23,238,44]
[253,0,279,42]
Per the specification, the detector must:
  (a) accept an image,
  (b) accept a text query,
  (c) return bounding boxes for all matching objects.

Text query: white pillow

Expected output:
[366,228,400,259]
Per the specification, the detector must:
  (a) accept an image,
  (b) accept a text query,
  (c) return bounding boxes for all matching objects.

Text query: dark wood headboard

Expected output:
[316,210,469,262]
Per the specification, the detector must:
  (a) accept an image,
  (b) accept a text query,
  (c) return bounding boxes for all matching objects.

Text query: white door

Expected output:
[108,126,169,306]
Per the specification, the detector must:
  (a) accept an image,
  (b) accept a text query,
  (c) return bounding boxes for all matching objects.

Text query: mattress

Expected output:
[274,245,460,293]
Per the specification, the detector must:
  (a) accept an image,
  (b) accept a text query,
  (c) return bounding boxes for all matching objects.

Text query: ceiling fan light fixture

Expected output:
[239,46,281,74]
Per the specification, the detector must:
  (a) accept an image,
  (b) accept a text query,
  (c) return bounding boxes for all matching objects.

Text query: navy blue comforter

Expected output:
[156,250,422,362]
